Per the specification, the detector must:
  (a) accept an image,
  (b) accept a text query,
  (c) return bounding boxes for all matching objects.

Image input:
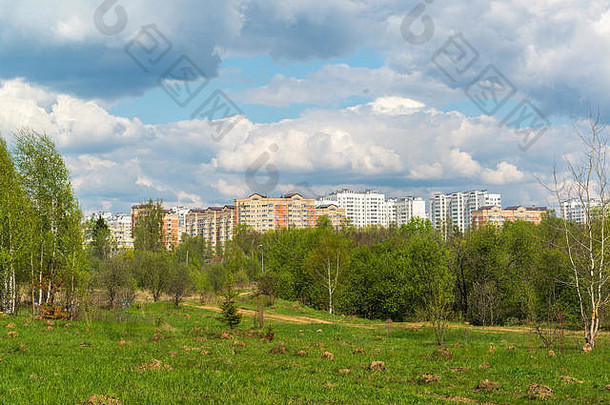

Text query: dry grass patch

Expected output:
[368,361,386,371]
[6,331,18,338]
[269,343,287,354]
[84,394,123,405]
[476,379,499,391]
[560,375,584,384]
[136,359,172,371]
[419,373,440,384]
[320,351,335,360]
[527,384,553,400]
[433,348,452,360]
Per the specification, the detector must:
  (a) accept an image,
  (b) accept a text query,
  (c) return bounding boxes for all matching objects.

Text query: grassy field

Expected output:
[0,297,609,405]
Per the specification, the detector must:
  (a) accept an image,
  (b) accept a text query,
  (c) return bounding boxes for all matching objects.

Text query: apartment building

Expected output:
[196,205,236,247]
[318,190,392,227]
[86,212,134,249]
[235,193,316,232]
[472,205,548,228]
[162,207,192,248]
[560,198,603,223]
[314,204,347,229]
[395,197,426,225]
[430,190,501,233]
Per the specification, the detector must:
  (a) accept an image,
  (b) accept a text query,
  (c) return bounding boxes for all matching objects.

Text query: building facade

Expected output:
[395,197,426,225]
[314,204,347,229]
[430,190,502,233]
[235,193,316,232]
[317,190,393,227]
[196,205,236,247]
[560,198,603,223]
[86,212,134,249]
[472,205,548,228]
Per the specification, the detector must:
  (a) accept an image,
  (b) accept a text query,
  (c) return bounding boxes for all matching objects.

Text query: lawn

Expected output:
[0,298,608,404]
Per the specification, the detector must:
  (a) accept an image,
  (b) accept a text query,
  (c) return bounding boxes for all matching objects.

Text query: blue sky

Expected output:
[0,0,608,213]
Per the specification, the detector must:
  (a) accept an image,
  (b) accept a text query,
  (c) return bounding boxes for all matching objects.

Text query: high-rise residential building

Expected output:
[386,198,397,225]
[196,205,236,247]
[235,193,316,232]
[314,204,347,230]
[395,197,426,225]
[317,190,392,227]
[560,198,603,223]
[162,207,192,249]
[86,212,134,249]
[472,205,548,228]
[430,190,502,233]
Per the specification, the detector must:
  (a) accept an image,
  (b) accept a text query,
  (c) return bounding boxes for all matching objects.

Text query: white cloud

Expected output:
[482,162,526,185]
[0,79,574,211]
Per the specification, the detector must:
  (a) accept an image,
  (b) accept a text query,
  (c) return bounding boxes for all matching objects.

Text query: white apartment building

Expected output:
[560,198,602,223]
[386,198,397,225]
[318,190,391,227]
[395,197,427,224]
[430,190,502,233]
[86,212,134,248]
[317,190,427,227]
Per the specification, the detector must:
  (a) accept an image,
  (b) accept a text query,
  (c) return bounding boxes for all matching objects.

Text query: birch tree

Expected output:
[0,139,31,313]
[306,234,350,314]
[553,112,610,348]
[13,129,83,312]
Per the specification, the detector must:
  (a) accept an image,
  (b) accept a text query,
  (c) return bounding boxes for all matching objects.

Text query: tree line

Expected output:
[1,125,608,350]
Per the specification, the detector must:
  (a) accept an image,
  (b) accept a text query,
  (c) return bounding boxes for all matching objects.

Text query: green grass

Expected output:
[0,299,609,404]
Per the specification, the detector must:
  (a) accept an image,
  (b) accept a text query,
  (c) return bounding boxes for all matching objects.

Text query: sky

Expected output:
[0,0,608,213]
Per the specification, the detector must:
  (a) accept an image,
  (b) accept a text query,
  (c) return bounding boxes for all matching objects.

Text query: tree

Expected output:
[133,199,164,253]
[137,251,171,302]
[305,232,351,314]
[167,260,193,308]
[13,129,84,312]
[551,112,610,347]
[97,252,135,309]
[0,138,31,314]
[411,234,454,345]
[90,216,114,261]
[218,277,242,328]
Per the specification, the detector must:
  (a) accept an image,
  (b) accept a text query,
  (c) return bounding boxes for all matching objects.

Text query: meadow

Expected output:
[0,297,609,405]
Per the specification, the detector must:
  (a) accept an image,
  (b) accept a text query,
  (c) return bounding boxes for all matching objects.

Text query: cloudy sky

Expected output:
[0,0,608,213]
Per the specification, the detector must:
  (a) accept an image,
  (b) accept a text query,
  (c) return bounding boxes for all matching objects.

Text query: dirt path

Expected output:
[185,303,333,325]
[186,303,596,338]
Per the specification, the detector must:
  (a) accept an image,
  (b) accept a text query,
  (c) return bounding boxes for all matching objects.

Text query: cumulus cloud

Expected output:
[0,79,574,212]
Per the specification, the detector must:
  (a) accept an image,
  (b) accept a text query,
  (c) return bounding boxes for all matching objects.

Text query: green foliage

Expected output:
[133,199,164,253]
[89,216,114,261]
[218,281,242,329]
[96,251,136,309]
[10,129,85,313]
